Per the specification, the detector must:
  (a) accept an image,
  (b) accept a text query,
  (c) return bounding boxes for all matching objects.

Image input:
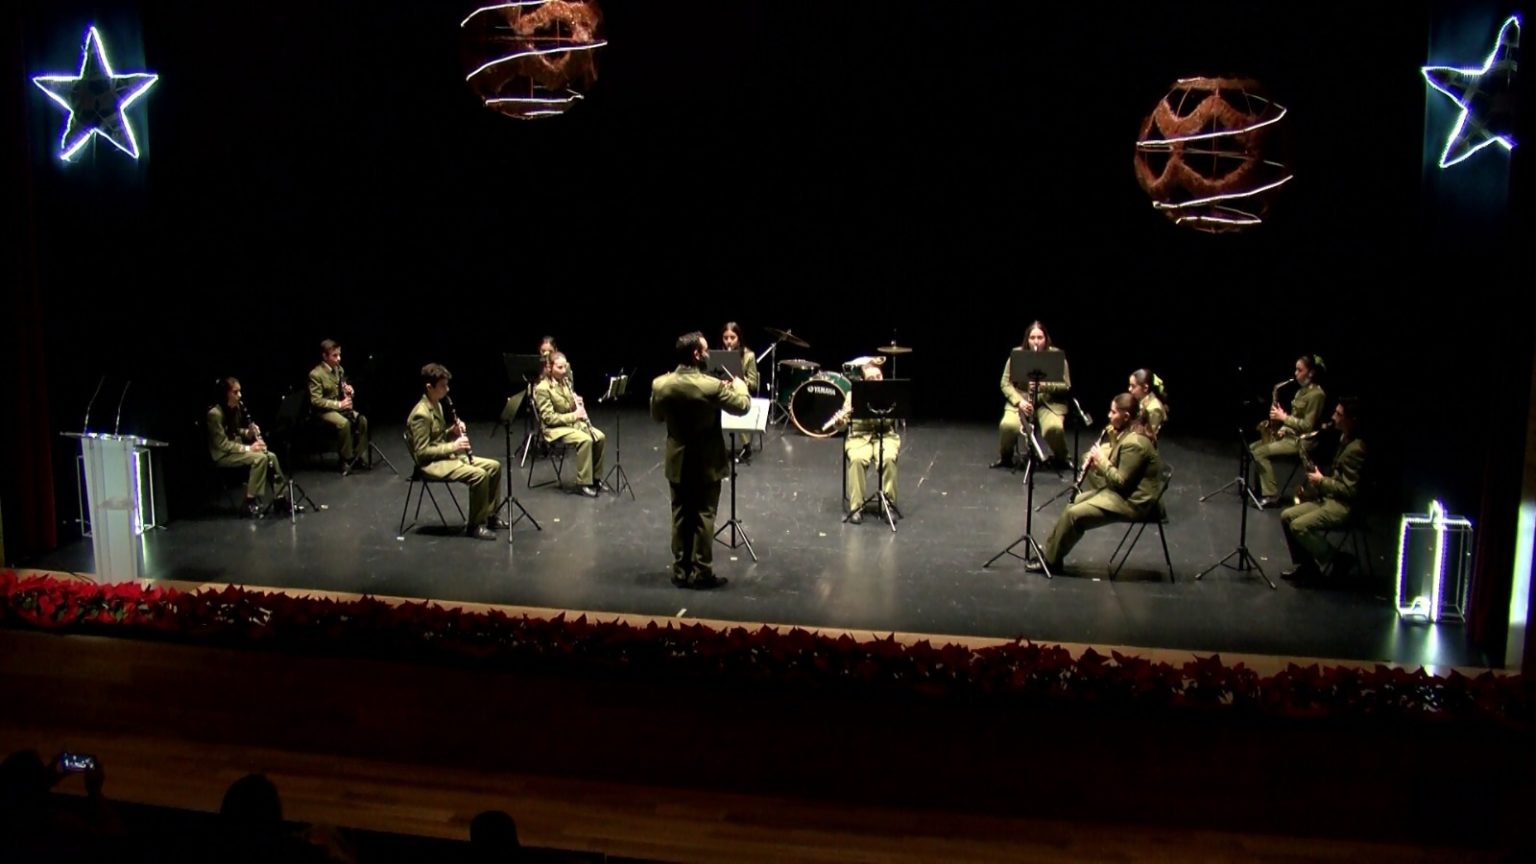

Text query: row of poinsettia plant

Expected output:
[1,570,1529,724]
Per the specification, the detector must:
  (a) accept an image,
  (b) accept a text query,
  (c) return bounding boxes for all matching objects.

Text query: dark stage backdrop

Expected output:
[8,2,1532,578]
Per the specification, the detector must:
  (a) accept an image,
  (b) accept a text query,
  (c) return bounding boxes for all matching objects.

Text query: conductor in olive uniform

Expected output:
[207,377,293,518]
[1281,398,1367,583]
[1252,355,1326,507]
[995,321,1072,468]
[533,352,606,497]
[308,339,370,471]
[651,332,751,589]
[1032,393,1164,573]
[406,363,504,540]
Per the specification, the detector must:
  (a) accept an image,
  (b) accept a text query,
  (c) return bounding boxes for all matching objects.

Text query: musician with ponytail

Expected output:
[534,351,606,497]
[1030,393,1164,574]
[1127,369,1168,440]
[1252,354,1327,508]
[407,363,504,540]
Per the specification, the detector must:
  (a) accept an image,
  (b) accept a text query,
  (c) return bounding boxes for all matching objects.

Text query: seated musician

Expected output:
[1031,393,1162,573]
[994,321,1072,469]
[834,359,899,524]
[1281,398,1366,583]
[533,352,606,497]
[1252,355,1326,508]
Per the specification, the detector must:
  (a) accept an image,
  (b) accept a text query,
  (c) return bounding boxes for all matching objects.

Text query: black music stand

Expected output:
[843,378,909,532]
[600,371,634,499]
[715,398,769,560]
[710,350,743,379]
[495,354,546,542]
[502,353,545,466]
[985,351,1062,577]
[1195,428,1274,589]
[1008,348,1061,474]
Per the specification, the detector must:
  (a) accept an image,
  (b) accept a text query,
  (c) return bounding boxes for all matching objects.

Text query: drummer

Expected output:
[836,358,900,524]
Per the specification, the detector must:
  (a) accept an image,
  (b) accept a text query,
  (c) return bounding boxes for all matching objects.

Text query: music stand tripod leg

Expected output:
[712,432,758,561]
[498,418,541,541]
[984,453,1053,577]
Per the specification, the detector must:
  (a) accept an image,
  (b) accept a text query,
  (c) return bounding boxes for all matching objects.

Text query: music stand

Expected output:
[844,379,909,532]
[600,371,634,499]
[710,350,743,379]
[716,397,770,560]
[502,353,545,466]
[494,354,546,542]
[1009,348,1061,472]
[1195,428,1275,588]
[986,351,1062,577]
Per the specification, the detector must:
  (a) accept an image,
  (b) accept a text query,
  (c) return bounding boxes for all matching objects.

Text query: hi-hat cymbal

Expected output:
[878,343,914,355]
[764,326,810,348]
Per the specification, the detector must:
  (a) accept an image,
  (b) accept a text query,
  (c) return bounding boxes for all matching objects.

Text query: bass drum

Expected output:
[790,372,853,438]
[775,359,821,407]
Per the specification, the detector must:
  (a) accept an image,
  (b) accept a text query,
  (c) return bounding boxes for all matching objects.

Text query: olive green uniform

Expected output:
[998,348,1071,463]
[1041,428,1163,568]
[650,365,751,585]
[1252,382,1325,498]
[845,414,900,513]
[406,396,503,527]
[308,362,370,463]
[534,376,605,486]
[207,404,289,500]
[1140,393,1166,439]
[1281,437,1366,569]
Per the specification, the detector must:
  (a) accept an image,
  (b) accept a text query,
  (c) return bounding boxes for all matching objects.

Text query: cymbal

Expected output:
[878,343,913,355]
[764,326,810,348]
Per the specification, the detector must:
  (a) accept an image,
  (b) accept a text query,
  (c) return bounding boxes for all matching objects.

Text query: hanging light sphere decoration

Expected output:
[460,0,607,120]
[1133,77,1293,233]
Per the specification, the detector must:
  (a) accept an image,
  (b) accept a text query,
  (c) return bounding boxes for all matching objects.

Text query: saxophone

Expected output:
[1258,377,1295,445]
[1293,421,1334,504]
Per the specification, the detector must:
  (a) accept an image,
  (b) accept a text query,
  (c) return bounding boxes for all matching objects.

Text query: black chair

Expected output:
[397,430,467,539]
[269,388,344,474]
[1108,465,1176,581]
[525,406,574,490]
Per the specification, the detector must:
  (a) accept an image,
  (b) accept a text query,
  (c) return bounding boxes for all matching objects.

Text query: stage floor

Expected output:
[32,411,1487,669]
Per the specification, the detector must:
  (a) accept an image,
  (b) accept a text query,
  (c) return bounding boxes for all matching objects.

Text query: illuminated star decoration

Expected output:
[1421,15,1521,168]
[32,26,159,161]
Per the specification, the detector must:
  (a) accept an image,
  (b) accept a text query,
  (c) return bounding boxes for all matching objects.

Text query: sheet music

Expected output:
[721,398,770,433]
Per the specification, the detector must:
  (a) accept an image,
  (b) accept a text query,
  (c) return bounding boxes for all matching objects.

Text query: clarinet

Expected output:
[336,364,357,422]
[442,395,472,460]
[1073,426,1110,493]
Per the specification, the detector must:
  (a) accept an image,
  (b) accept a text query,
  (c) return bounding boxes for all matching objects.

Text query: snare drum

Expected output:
[790,372,853,438]
[775,359,821,406]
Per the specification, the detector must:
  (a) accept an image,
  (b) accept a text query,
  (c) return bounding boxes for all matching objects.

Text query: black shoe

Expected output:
[578,484,599,498]
[738,447,753,463]
[848,510,863,524]
[1025,559,1057,574]
[690,574,728,590]
[244,498,264,519]
[486,516,511,530]
[466,525,496,541]
[1281,563,1319,582]
[989,457,1013,469]
[1258,496,1284,509]
[670,573,691,588]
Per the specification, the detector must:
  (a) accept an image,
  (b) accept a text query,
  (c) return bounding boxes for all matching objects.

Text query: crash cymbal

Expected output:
[764,326,810,348]
[877,343,913,355]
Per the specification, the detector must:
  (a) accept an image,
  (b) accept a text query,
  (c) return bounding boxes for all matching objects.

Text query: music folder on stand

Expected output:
[600,370,634,499]
[716,397,771,561]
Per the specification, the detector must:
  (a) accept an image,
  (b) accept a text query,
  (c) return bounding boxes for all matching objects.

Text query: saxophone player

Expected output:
[1252,355,1326,508]
[534,352,606,497]
[1281,398,1366,583]
[309,339,370,473]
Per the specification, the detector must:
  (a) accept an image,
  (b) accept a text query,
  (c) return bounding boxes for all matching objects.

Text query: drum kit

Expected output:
[760,326,913,438]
